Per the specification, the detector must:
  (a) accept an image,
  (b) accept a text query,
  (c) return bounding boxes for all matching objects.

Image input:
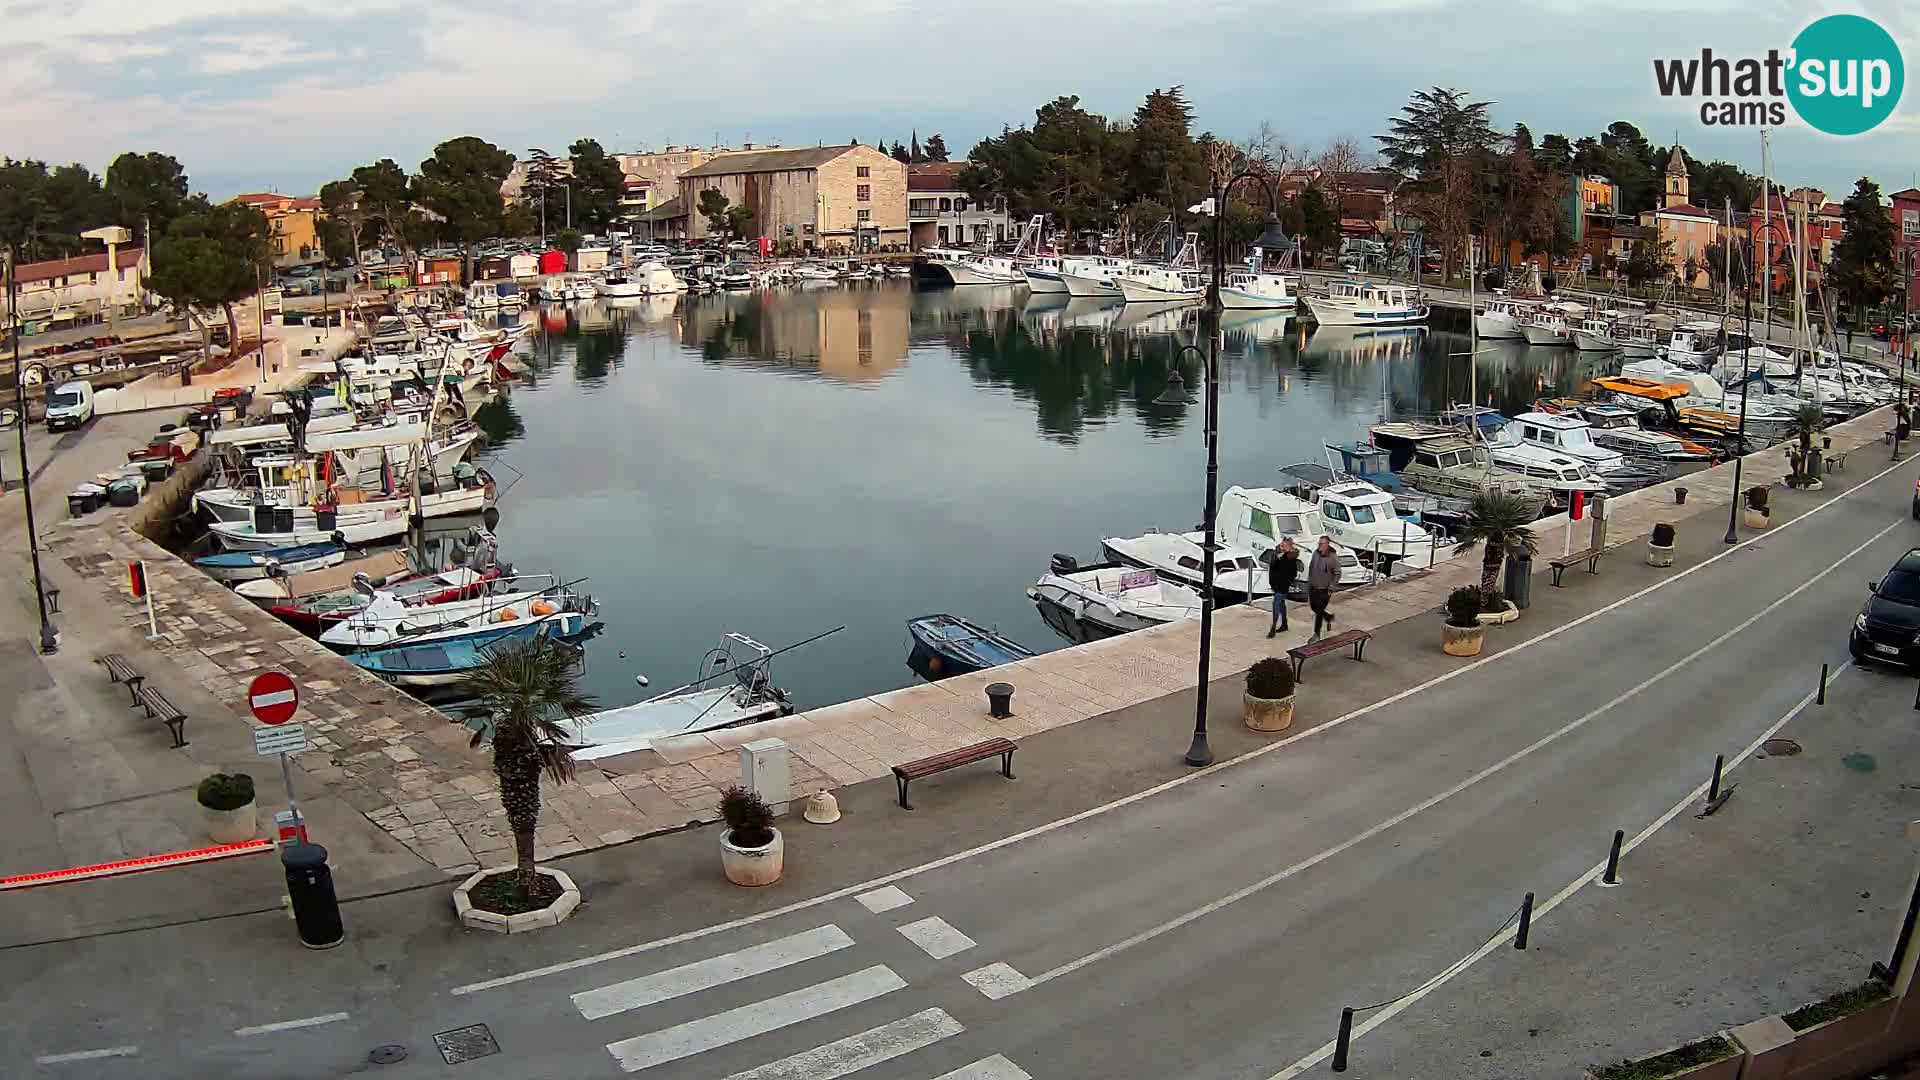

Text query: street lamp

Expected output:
[1724,279,1755,544]
[1897,249,1915,462]
[5,248,59,653]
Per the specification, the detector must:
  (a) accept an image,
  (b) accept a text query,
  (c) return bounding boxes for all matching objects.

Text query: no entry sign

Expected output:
[247,671,299,725]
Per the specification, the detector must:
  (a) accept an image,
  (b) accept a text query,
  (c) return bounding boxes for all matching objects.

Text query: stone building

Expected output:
[678,145,907,252]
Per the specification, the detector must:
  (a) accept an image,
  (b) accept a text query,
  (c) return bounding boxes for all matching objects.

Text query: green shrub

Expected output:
[196,772,255,811]
[1246,657,1295,700]
[1652,522,1676,546]
[1746,485,1769,511]
[1590,1035,1737,1080]
[1446,586,1482,628]
[1783,979,1889,1030]
[1479,587,1508,613]
[720,785,775,848]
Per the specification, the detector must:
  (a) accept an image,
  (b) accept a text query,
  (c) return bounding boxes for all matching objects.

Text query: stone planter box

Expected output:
[1584,1035,1742,1080]
[1778,997,1898,1078]
[1647,542,1675,567]
[721,827,784,886]
[1243,692,1295,733]
[1476,601,1519,626]
[1442,622,1485,656]
[203,801,257,845]
[1744,508,1771,530]
[453,866,582,934]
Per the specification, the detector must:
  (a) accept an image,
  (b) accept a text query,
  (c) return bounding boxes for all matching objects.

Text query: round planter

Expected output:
[203,800,257,844]
[1743,508,1771,530]
[452,865,582,934]
[1442,622,1485,657]
[1476,601,1519,626]
[721,826,784,887]
[1646,542,1675,567]
[1243,691,1296,733]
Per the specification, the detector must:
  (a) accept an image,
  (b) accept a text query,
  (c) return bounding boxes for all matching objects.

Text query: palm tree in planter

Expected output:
[460,637,598,899]
[1786,403,1825,488]
[1455,490,1540,617]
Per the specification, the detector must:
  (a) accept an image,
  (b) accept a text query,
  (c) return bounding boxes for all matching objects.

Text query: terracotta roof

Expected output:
[232,192,318,213]
[1891,188,1920,201]
[1656,202,1717,219]
[908,162,968,192]
[681,145,861,179]
[9,247,144,285]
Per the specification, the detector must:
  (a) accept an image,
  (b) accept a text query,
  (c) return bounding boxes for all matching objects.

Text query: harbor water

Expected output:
[475,283,1618,713]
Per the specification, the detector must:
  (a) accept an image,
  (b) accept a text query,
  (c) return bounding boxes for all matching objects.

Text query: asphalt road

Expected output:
[8,455,1920,1079]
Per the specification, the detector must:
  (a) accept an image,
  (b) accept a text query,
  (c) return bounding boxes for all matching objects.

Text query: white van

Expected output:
[44,381,95,431]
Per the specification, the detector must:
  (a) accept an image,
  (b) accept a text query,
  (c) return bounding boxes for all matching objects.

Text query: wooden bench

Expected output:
[1288,629,1372,680]
[98,653,144,704]
[1828,448,1851,472]
[893,737,1016,810]
[134,685,189,748]
[1549,548,1603,586]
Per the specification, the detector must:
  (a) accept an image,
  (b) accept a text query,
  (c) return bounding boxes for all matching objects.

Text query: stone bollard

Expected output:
[740,738,791,816]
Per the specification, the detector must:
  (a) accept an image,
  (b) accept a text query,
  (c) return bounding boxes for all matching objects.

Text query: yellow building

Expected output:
[1635,145,1719,288]
[232,192,321,268]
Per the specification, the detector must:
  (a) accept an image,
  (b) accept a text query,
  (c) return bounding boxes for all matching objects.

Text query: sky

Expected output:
[3,0,1915,202]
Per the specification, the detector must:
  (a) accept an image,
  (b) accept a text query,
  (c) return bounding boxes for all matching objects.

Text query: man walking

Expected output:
[1307,535,1339,641]
[1267,537,1300,638]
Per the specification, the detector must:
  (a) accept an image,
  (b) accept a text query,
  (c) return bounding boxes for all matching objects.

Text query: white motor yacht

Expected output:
[1027,557,1204,638]
[1212,486,1371,588]
[1100,532,1271,605]
[1499,411,1631,475]
[1309,479,1451,570]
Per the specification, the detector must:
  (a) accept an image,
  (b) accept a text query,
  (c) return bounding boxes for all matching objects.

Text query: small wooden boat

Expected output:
[347,617,592,688]
[906,614,1034,680]
[194,542,344,584]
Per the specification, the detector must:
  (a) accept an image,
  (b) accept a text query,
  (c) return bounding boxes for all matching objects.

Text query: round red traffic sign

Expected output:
[247,671,299,725]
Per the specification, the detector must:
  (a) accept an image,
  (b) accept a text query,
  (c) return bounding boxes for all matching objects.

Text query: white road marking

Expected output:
[933,1054,1036,1080]
[574,925,855,1020]
[1012,518,1904,995]
[1265,664,1855,1078]
[605,965,907,1073]
[232,1012,350,1038]
[720,1007,962,1080]
[897,916,977,959]
[856,885,915,913]
[449,450,1914,997]
[34,1046,137,1064]
[961,963,1032,1000]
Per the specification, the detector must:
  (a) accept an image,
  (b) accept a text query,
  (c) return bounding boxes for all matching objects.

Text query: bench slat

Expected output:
[1287,629,1371,660]
[1549,549,1599,568]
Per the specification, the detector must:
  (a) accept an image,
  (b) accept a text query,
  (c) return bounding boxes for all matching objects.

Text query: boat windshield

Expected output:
[1561,427,1597,450]
[1349,503,1378,525]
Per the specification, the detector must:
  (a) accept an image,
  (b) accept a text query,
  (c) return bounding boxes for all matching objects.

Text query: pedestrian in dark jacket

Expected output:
[1267,538,1300,637]
[1307,536,1339,640]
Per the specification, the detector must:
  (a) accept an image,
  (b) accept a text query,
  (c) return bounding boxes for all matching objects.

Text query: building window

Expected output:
[856,166,870,178]
[939,198,952,212]
[937,226,949,243]
[955,199,968,213]
[857,185,870,202]
[857,209,871,223]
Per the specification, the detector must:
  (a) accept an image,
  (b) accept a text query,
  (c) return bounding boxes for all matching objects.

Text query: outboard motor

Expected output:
[1049,553,1079,576]
[351,573,375,597]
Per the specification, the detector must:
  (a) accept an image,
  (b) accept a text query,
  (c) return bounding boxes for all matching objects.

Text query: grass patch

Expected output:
[467,870,563,915]
[1783,980,1891,1031]
[1591,1035,1737,1080]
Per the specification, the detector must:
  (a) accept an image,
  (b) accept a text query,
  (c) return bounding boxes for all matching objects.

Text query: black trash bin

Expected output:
[1504,553,1533,610]
[315,507,337,532]
[282,842,344,949]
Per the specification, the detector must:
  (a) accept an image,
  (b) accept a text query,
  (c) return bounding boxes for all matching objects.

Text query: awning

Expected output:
[304,422,428,453]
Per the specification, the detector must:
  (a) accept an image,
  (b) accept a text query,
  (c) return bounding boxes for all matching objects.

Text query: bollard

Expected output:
[1515,892,1534,950]
[282,842,344,949]
[1675,486,1687,505]
[1818,663,1828,705]
[1331,1007,1355,1072]
[986,682,1015,719]
[1601,829,1625,886]
[1709,754,1724,802]
[1913,680,1920,713]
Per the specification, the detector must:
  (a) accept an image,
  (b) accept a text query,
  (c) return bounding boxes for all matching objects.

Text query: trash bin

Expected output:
[314,507,337,532]
[1504,553,1533,610]
[282,842,344,949]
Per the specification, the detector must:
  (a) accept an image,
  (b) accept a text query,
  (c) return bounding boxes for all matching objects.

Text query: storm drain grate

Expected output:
[434,1024,500,1065]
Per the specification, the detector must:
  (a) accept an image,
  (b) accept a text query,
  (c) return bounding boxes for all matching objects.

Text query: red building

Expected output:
[1893,188,1920,311]
[1748,188,1845,295]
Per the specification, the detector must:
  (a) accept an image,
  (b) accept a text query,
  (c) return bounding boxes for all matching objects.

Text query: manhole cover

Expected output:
[368,1045,408,1065]
[1762,738,1802,756]
[434,1024,500,1065]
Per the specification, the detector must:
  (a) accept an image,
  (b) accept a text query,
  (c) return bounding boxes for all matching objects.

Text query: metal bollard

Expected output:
[282,842,344,949]
[1708,755,1724,803]
[1515,892,1534,950]
[1331,1007,1355,1072]
[1818,663,1828,705]
[1601,829,1625,886]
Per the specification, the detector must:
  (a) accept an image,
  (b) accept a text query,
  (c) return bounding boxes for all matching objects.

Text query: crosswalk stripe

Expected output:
[575,925,855,1020]
[933,1054,1035,1080]
[855,886,915,913]
[720,1007,962,1080]
[605,965,908,1073]
[896,916,976,960]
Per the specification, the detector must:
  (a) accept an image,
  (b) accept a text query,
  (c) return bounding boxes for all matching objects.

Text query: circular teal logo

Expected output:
[1787,14,1904,135]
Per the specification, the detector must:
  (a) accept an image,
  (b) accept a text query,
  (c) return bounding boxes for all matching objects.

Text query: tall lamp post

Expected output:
[1897,248,1914,462]
[1162,150,1285,768]
[5,249,59,653]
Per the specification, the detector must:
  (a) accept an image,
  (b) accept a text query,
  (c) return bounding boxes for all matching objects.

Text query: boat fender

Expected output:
[530,599,556,617]
[496,607,520,622]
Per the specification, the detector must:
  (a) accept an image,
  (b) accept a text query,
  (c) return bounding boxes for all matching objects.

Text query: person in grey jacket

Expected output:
[1307,535,1339,641]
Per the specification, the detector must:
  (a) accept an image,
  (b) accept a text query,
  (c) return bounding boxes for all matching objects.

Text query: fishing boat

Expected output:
[194,542,344,585]
[1662,320,1725,366]
[1368,423,1551,514]
[1572,315,1620,351]
[1520,302,1585,347]
[1057,256,1134,298]
[1475,295,1537,340]
[1615,319,1664,358]
[1115,266,1206,304]
[906,614,1035,679]
[1021,255,1070,294]
[1028,556,1204,641]
[347,617,593,688]
[1302,281,1427,327]
[945,216,1045,286]
[557,633,800,761]
[265,563,508,636]
[208,506,412,551]
[1218,270,1297,310]
[318,582,590,651]
[1100,532,1272,605]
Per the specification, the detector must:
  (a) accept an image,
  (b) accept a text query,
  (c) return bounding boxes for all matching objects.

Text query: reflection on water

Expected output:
[484,284,1620,712]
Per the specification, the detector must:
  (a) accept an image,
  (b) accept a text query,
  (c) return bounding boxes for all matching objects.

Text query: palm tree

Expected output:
[1787,402,1824,482]
[459,637,597,887]
[1454,490,1541,603]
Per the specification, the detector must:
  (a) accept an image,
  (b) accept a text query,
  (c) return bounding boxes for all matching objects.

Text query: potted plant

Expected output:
[1744,485,1770,530]
[197,772,257,844]
[1457,490,1540,621]
[1243,657,1296,732]
[1647,522,1676,567]
[1443,587,1487,656]
[1786,403,1825,490]
[720,785,783,886]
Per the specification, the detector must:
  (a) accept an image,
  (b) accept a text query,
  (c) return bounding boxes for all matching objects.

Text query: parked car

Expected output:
[44,380,95,431]
[1852,549,1920,665]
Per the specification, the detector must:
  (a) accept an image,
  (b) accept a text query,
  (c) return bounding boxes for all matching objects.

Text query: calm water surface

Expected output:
[474,284,1614,713]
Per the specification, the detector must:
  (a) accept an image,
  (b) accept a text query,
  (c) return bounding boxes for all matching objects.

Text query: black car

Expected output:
[1850,550,1920,665]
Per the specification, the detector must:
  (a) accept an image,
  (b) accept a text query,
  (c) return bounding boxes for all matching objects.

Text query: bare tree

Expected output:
[1315,138,1370,229]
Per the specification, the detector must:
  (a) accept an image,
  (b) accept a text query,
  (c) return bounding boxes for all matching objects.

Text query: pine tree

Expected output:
[1830,177,1898,320]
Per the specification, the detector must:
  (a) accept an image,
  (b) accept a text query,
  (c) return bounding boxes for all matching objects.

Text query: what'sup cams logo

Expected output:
[1653,14,1904,135]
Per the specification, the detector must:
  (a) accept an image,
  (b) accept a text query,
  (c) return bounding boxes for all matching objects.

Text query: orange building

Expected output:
[231,192,322,268]
[1633,146,1720,288]
[1749,188,1845,294]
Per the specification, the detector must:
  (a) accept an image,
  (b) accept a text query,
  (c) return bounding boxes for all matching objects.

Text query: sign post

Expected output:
[248,672,307,845]
[128,560,158,639]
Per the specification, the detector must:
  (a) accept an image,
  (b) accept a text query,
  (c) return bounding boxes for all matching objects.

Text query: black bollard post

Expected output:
[1709,754,1724,803]
[1331,1007,1355,1072]
[282,842,345,949]
[1601,829,1625,886]
[1913,680,1920,712]
[1515,892,1534,950]
[1818,663,1829,705]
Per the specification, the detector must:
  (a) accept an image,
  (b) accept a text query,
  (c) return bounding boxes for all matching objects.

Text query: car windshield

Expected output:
[1880,570,1920,605]
[48,391,80,408]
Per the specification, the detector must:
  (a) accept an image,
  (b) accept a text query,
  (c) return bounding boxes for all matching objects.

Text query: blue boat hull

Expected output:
[906,614,1034,680]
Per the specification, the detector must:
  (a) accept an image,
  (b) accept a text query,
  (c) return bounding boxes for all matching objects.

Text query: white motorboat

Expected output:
[1520,302,1585,347]
[1028,557,1204,639]
[1303,280,1427,327]
[319,583,586,650]
[1369,423,1551,514]
[629,261,685,294]
[1572,316,1619,351]
[946,216,1045,286]
[1021,255,1069,294]
[597,271,645,298]
[537,276,569,303]
[1218,270,1297,310]
[466,281,504,310]
[209,506,412,551]
[566,275,598,301]
[790,263,839,281]
[233,548,415,603]
[1497,411,1632,475]
[1304,478,1451,570]
[1100,532,1271,605]
[1566,404,1710,461]
[1475,295,1537,340]
[1058,256,1133,297]
[1663,320,1725,366]
[1211,486,1371,589]
[716,263,755,289]
[557,634,794,762]
[194,542,345,585]
[1116,266,1206,304]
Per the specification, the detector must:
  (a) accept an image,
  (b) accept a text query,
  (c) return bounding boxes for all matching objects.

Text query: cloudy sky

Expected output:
[3,0,1914,200]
